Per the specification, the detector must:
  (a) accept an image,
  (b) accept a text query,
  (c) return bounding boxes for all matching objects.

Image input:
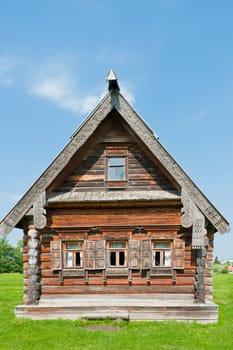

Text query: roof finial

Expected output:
[106,69,120,91]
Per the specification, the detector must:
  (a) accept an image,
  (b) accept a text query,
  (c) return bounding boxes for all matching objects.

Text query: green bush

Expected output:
[0,237,23,273]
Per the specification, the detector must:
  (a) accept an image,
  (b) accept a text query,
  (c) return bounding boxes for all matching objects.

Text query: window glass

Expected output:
[66,251,73,267]
[108,241,126,267]
[75,252,82,267]
[164,251,171,266]
[64,241,83,268]
[109,242,126,249]
[108,157,125,180]
[109,158,124,166]
[119,251,125,266]
[154,242,170,249]
[110,251,116,265]
[152,241,171,267]
[66,242,82,250]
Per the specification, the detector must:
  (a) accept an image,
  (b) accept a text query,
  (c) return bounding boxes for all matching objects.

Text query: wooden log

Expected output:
[41,278,61,286]
[40,254,51,262]
[49,207,181,227]
[41,284,194,295]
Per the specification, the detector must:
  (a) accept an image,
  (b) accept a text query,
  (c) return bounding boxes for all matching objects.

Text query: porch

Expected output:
[14,293,218,323]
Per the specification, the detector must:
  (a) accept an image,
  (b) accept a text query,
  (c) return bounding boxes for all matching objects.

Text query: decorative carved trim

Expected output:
[192,208,206,249]
[132,226,147,235]
[0,89,230,235]
[173,238,185,269]
[51,240,62,270]
[0,93,112,235]
[33,191,47,229]
[181,189,206,248]
[118,92,229,234]
[181,188,195,228]
[194,248,206,303]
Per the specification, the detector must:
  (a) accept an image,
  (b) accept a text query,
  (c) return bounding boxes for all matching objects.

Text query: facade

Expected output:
[0,71,230,322]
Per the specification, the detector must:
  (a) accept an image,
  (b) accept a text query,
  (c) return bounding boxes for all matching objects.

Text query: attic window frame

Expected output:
[105,147,128,187]
[107,156,126,181]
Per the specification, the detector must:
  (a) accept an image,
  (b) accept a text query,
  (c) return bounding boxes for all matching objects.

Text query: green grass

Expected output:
[0,274,233,349]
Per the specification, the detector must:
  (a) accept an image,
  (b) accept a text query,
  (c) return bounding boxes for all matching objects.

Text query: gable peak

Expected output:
[106,69,120,91]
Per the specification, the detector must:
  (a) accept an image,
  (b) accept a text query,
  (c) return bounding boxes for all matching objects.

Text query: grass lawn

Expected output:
[0,274,232,350]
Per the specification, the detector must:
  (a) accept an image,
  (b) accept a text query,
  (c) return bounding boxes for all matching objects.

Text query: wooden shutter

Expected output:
[84,240,105,270]
[173,238,185,269]
[50,241,62,271]
[85,241,95,269]
[140,240,151,269]
[128,240,140,269]
[95,240,105,269]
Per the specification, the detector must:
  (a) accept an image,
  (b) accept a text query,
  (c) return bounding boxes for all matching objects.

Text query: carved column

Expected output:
[27,227,41,304]
[194,248,206,303]
[181,188,207,302]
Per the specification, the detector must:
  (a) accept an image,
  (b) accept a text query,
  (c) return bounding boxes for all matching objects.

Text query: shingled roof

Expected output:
[0,72,230,235]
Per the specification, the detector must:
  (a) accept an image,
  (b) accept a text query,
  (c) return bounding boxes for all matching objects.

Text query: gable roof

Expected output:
[0,75,230,235]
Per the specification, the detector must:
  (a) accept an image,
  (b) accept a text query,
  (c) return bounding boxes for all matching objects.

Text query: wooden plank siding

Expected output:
[51,114,177,194]
[57,142,176,193]
[47,207,181,228]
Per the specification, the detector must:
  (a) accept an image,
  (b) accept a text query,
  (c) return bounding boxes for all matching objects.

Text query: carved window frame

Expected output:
[63,241,84,269]
[107,241,128,268]
[105,147,128,188]
[152,241,172,268]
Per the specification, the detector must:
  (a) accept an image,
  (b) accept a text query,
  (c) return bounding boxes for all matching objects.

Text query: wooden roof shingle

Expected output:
[0,74,230,235]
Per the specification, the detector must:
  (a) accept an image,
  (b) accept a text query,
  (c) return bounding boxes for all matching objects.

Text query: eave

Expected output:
[46,190,181,209]
[0,84,230,235]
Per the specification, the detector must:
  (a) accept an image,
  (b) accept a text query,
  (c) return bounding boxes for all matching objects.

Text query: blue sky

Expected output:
[0,0,232,260]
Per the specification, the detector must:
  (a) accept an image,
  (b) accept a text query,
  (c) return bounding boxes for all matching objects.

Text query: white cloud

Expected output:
[80,95,100,114]
[0,56,16,86]
[29,62,107,115]
[121,85,135,105]
[0,54,136,115]
[30,74,80,113]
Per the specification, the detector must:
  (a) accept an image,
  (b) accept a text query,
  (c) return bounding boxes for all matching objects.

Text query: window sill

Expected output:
[62,269,85,277]
[150,267,172,276]
[106,267,128,276]
[106,181,128,189]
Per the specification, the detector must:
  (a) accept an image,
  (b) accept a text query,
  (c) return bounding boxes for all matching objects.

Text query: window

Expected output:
[152,242,171,267]
[64,241,83,268]
[108,242,127,267]
[107,157,125,180]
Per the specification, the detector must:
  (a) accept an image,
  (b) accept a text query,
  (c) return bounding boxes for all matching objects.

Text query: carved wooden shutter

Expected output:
[140,240,151,269]
[84,240,105,270]
[95,240,105,269]
[173,238,185,269]
[128,240,140,269]
[51,240,62,271]
[85,241,95,269]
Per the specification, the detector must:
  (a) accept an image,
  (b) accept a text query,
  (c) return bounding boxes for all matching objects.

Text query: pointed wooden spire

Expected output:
[106,69,120,91]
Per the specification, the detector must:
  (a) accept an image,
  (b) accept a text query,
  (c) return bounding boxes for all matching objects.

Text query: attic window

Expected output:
[107,157,125,180]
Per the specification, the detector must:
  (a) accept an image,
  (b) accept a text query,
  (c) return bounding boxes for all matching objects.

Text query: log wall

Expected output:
[34,204,200,297]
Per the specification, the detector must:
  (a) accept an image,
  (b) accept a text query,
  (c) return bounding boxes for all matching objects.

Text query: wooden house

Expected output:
[0,71,230,323]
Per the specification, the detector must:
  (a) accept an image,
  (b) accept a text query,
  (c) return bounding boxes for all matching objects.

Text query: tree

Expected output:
[214,256,221,264]
[0,237,23,273]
